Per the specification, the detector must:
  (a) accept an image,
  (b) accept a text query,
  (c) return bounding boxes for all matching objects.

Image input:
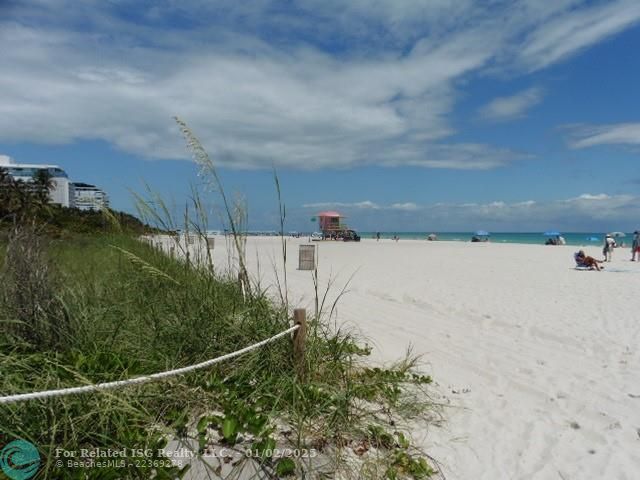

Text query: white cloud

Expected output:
[302,201,420,212]
[302,201,380,210]
[565,123,640,149]
[390,203,419,211]
[299,194,640,231]
[573,193,611,201]
[379,143,530,169]
[0,154,15,165]
[0,1,638,170]
[518,0,640,71]
[479,87,543,121]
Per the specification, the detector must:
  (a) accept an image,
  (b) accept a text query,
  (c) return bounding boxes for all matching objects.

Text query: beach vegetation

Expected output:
[0,122,441,479]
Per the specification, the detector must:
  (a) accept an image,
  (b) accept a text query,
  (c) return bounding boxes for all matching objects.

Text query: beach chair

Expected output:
[574,252,591,270]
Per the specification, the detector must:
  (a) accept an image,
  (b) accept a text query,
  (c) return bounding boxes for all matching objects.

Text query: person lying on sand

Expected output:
[575,250,605,271]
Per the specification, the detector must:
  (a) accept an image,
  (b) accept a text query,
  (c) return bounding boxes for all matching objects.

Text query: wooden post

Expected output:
[206,236,215,250]
[293,308,307,379]
[237,273,246,299]
[170,245,175,258]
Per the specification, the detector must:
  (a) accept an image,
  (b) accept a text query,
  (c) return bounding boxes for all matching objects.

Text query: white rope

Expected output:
[0,325,300,405]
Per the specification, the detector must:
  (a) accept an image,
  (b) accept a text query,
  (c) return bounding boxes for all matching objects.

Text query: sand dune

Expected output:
[202,236,640,479]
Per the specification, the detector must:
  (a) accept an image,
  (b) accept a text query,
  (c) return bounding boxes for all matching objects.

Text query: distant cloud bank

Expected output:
[300,193,640,231]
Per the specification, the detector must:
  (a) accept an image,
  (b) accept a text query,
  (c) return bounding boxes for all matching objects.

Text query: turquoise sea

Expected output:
[359,232,634,247]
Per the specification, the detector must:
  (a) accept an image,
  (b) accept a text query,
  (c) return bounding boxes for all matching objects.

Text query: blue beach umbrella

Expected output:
[475,230,490,236]
[543,231,561,236]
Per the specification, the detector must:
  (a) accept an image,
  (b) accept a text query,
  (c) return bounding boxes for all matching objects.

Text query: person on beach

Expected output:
[575,250,605,271]
[376,232,380,241]
[603,234,616,262]
[632,231,640,261]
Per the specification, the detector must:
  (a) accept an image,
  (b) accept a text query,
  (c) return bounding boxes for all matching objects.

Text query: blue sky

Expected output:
[1,0,639,231]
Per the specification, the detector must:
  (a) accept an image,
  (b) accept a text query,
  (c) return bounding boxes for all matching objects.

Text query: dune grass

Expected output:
[0,229,438,479]
[0,118,439,479]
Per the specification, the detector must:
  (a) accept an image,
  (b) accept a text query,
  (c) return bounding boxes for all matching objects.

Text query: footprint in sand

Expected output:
[367,289,396,302]
[451,387,472,394]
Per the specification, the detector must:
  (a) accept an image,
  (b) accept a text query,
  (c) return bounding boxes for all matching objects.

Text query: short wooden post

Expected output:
[293,308,307,379]
[206,236,215,250]
[170,245,175,258]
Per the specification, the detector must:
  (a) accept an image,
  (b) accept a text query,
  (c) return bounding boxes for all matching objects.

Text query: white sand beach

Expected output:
[200,236,640,479]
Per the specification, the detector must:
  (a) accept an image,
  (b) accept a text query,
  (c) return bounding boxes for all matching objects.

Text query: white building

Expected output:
[73,183,109,211]
[0,155,75,207]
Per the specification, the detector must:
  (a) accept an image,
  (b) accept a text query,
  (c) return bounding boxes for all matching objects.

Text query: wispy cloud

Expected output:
[302,201,380,210]
[379,143,531,169]
[572,193,611,201]
[390,202,419,211]
[1,1,639,170]
[565,123,640,149]
[302,201,420,211]
[518,0,640,71]
[479,87,543,121]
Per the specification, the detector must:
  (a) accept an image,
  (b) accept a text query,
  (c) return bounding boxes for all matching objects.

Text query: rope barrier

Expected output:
[0,325,299,405]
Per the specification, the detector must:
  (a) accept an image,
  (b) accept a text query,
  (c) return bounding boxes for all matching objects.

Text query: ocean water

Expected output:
[360,232,634,247]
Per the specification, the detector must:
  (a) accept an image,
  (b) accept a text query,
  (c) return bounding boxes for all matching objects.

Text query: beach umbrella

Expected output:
[543,231,561,236]
[611,231,626,238]
[475,230,490,236]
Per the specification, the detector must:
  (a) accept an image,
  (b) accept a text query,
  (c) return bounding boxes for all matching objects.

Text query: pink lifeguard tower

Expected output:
[317,211,344,239]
